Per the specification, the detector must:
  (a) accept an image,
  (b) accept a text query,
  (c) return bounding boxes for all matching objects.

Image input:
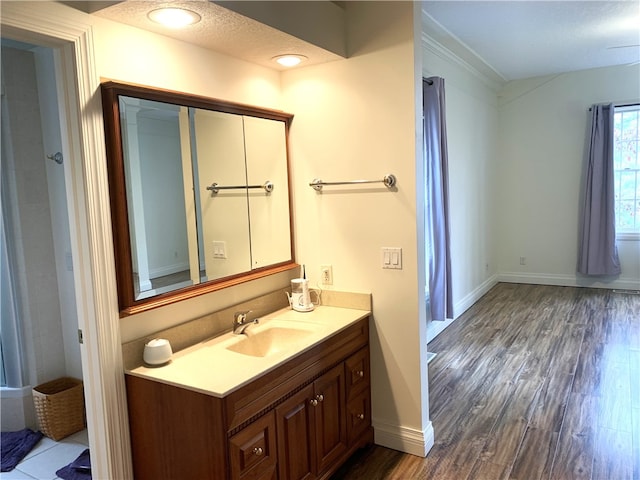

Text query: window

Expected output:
[613,105,640,236]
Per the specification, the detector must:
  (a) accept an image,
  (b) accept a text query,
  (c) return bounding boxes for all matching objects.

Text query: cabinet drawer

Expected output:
[229,412,277,480]
[346,391,371,445]
[345,347,370,400]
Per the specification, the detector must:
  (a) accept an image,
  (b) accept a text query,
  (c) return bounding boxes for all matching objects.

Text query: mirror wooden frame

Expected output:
[100,81,297,317]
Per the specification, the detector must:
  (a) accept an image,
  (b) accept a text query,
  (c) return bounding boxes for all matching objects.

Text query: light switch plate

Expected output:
[212,241,227,259]
[381,247,402,269]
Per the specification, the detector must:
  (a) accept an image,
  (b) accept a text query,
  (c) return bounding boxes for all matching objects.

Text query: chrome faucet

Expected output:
[233,310,259,335]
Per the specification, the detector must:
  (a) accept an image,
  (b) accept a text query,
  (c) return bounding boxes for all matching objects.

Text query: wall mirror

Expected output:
[101,81,296,316]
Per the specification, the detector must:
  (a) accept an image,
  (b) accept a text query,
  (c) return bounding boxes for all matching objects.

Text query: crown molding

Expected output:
[421,9,505,92]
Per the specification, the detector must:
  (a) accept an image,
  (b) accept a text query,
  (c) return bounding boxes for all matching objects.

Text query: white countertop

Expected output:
[127,305,370,398]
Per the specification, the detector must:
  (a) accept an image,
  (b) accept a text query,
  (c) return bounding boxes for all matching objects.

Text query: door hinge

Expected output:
[78,329,84,344]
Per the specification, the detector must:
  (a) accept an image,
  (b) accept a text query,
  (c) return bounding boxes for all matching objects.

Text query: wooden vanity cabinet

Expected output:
[125,316,372,480]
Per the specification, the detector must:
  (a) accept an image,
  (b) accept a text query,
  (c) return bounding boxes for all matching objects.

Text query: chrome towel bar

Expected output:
[309,174,396,191]
[206,181,274,194]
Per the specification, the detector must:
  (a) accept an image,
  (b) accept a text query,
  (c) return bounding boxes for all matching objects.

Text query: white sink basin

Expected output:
[226,324,314,358]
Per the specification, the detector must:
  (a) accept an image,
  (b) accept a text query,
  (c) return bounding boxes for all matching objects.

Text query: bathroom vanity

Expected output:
[125,306,373,479]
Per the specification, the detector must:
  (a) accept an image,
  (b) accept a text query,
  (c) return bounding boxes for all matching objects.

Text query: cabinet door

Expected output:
[276,384,315,480]
[193,109,252,279]
[244,116,292,268]
[313,364,347,474]
[229,412,277,480]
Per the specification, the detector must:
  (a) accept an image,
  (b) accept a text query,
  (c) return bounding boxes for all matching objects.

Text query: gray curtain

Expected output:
[423,77,453,321]
[577,103,621,275]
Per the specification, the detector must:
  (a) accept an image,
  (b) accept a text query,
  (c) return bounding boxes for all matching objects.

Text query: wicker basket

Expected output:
[33,377,85,441]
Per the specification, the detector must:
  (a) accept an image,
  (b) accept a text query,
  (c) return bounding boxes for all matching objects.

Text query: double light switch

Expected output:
[381,247,402,269]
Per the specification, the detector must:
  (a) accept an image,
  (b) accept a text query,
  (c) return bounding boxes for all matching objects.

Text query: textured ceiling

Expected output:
[68,1,640,81]
[90,1,344,71]
[423,1,640,82]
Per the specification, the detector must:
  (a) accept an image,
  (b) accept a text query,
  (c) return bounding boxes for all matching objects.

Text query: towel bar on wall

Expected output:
[206,181,274,194]
[309,174,396,191]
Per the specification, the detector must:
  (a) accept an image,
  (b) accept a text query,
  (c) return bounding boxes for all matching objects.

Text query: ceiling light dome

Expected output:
[273,54,308,68]
[148,7,201,28]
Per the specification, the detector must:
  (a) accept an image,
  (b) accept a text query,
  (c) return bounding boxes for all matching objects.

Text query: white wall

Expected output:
[92,20,283,111]
[496,65,640,289]
[421,37,501,341]
[282,2,432,455]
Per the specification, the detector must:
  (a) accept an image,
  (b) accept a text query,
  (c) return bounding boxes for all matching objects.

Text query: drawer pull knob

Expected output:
[253,447,263,456]
[310,399,318,407]
[355,370,364,378]
[357,413,365,420]
[316,394,324,402]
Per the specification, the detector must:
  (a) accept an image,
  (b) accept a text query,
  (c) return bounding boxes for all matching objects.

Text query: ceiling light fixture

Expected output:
[148,7,201,28]
[273,54,308,68]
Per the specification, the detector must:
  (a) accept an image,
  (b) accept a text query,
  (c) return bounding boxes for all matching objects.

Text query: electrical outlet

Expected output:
[519,256,526,266]
[321,265,333,285]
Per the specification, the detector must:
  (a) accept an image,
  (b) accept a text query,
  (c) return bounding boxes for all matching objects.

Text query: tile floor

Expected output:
[0,429,89,480]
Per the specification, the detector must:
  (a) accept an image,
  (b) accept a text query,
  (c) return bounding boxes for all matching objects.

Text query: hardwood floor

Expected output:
[331,283,640,479]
